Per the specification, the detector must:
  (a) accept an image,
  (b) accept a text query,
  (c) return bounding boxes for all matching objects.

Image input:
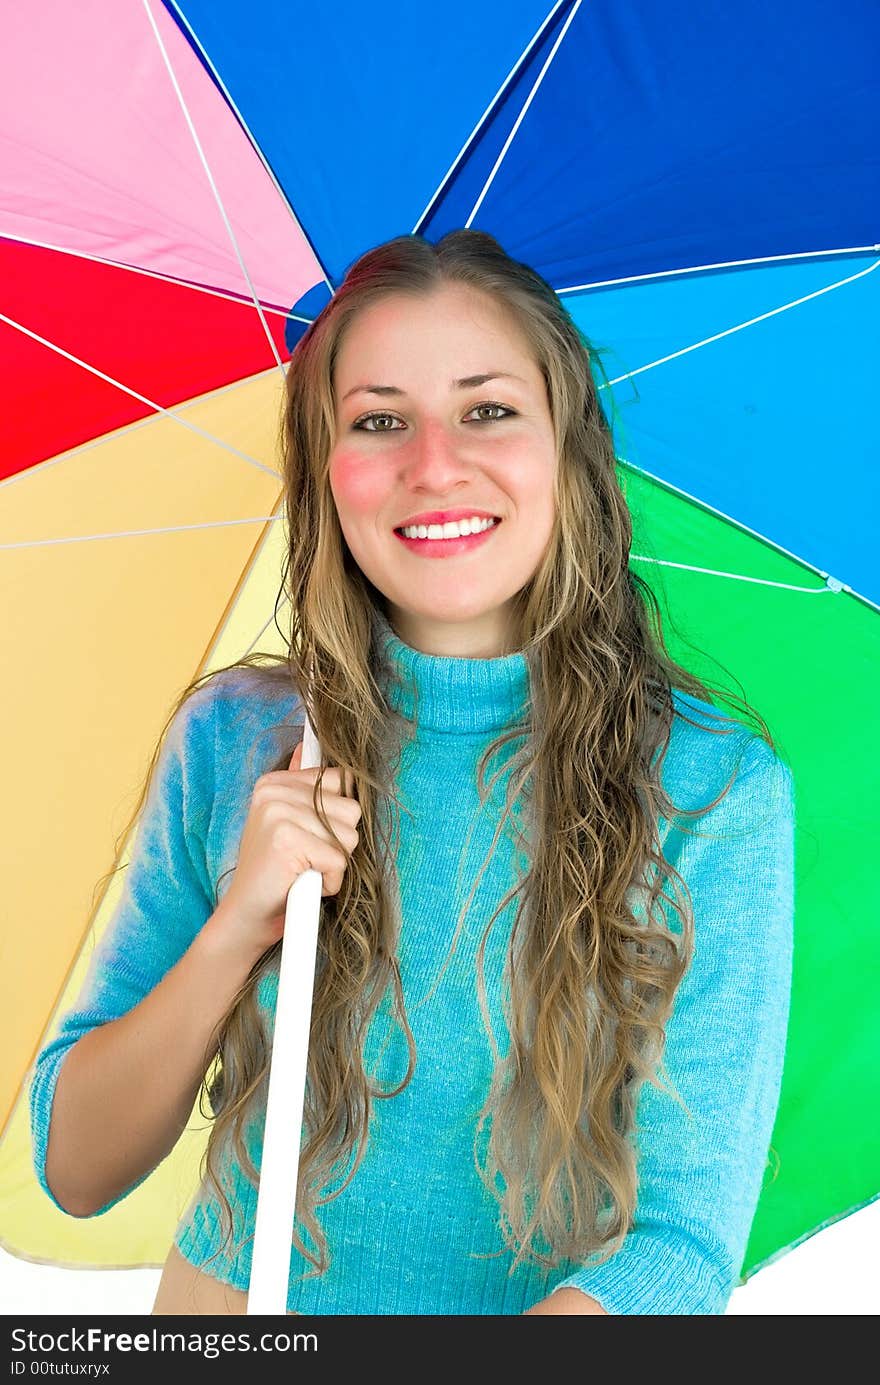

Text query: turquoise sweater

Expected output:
[29,610,795,1315]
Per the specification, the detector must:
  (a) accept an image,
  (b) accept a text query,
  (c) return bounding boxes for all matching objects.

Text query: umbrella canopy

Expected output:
[1,0,877,1288]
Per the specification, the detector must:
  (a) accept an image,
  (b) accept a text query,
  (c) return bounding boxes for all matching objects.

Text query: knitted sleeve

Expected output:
[28,681,218,1217]
[552,738,796,1314]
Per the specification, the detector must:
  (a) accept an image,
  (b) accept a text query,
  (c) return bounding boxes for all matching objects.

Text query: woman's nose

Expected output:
[401,419,470,487]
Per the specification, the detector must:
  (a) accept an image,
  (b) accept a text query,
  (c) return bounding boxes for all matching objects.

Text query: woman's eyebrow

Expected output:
[341,371,527,403]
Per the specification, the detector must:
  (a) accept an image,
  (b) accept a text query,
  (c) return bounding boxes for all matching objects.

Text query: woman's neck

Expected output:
[384,602,520,659]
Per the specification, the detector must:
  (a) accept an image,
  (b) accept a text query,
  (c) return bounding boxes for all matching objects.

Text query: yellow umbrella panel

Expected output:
[1,368,289,1267]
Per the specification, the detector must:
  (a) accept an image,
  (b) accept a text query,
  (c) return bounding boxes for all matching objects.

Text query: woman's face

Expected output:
[327,282,557,657]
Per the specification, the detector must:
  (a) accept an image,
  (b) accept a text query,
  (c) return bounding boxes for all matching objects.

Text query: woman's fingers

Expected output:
[258,758,362,827]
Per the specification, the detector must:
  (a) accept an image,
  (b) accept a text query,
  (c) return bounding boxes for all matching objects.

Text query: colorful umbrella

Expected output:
[2,0,877,1301]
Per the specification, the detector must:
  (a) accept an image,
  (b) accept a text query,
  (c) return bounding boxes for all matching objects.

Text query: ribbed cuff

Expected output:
[552,1228,733,1315]
[28,1047,69,1215]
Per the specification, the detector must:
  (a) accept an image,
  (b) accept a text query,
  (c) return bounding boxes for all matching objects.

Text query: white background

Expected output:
[2,1199,877,1314]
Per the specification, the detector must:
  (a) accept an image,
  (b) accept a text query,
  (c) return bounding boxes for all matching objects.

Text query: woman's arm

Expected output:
[29,677,274,1219]
[44,903,264,1217]
[543,742,796,1315]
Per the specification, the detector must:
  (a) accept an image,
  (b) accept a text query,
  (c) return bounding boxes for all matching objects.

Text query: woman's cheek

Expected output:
[329,448,388,520]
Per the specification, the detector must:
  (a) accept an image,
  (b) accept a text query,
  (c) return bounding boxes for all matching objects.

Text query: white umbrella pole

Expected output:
[246,711,323,1315]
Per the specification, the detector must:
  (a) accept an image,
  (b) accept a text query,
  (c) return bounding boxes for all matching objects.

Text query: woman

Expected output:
[29,229,794,1316]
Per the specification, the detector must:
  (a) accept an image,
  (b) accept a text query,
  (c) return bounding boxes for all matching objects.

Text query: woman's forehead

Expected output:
[333,286,541,388]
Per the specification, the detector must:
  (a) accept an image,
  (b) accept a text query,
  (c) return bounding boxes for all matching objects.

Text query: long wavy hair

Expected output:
[106,229,776,1281]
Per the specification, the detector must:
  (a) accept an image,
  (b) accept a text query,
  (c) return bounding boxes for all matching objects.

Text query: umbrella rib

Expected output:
[601,258,879,386]
[0,310,280,480]
[0,516,280,552]
[557,245,880,295]
[162,0,336,299]
[622,457,877,613]
[630,555,839,595]
[142,0,285,378]
[465,0,583,229]
[410,0,569,234]
[0,232,310,322]
[201,500,290,668]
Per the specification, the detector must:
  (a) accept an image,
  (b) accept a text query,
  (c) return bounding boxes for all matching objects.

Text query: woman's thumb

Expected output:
[289,739,303,770]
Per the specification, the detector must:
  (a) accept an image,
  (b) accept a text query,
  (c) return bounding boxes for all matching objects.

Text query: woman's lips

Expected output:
[393,520,501,557]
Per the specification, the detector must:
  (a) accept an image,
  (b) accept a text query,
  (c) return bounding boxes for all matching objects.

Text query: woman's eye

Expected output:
[354,413,404,432]
[467,402,513,423]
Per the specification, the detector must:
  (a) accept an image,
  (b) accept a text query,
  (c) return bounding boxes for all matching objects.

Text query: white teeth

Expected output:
[400,516,499,540]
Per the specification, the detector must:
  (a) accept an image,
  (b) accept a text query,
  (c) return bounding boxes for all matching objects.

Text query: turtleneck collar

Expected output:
[369,604,531,736]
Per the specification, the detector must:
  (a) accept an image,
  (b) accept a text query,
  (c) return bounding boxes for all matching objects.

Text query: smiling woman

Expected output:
[327,281,558,657]
[29,228,794,1317]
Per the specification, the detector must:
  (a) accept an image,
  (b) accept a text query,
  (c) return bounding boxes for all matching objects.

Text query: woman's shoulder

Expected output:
[192,663,302,722]
[172,664,304,774]
[661,688,791,820]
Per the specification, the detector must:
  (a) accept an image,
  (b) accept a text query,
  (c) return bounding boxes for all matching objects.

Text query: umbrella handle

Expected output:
[246,710,322,1316]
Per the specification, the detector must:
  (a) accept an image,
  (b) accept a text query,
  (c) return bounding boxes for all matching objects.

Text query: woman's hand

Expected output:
[212,739,362,962]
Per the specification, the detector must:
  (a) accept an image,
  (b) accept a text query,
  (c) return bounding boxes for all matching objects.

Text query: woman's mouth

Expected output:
[393,517,501,557]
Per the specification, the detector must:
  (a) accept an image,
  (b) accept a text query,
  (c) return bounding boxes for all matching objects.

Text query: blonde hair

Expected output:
[110,229,775,1281]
